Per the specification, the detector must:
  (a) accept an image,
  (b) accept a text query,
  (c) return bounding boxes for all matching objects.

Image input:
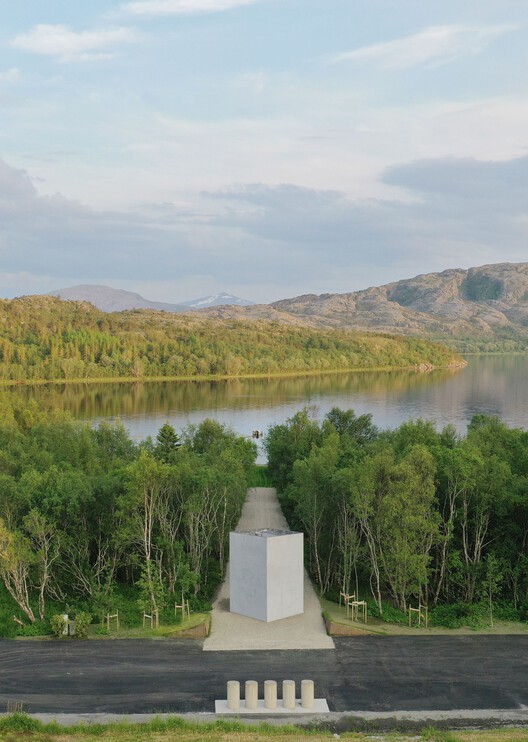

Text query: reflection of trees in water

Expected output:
[2,367,463,420]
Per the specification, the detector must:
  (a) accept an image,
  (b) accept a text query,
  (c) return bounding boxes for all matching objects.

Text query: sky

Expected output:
[1,0,527,304]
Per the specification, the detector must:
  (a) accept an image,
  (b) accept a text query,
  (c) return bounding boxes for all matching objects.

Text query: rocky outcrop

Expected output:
[198,263,528,350]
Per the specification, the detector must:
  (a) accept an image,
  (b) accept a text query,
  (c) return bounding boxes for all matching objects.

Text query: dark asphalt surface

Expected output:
[1,636,527,714]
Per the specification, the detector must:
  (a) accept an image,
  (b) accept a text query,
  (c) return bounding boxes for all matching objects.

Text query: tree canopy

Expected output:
[265,407,528,615]
[0,296,463,382]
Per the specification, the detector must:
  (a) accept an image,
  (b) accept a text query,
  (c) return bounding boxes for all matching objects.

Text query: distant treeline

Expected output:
[0,296,462,382]
[266,408,528,621]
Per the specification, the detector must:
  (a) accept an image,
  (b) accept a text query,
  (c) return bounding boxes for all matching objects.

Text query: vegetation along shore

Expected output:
[0,295,463,384]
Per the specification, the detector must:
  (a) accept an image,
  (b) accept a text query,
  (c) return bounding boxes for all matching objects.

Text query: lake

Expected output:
[4,354,527,460]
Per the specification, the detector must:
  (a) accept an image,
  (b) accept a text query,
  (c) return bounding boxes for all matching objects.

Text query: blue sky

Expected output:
[1,0,527,302]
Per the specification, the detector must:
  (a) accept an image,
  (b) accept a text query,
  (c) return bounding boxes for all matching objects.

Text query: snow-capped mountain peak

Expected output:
[182,292,254,308]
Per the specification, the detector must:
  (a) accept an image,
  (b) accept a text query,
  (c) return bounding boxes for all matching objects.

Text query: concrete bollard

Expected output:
[301,679,315,709]
[227,680,240,711]
[282,679,296,709]
[245,680,258,710]
[264,680,277,709]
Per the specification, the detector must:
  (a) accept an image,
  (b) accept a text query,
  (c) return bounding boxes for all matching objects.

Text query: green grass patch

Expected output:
[88,612,210,639]
[0,715,527,742]
[247,465,273,487]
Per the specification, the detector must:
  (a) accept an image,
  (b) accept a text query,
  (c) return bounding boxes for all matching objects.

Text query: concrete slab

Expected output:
[203,488,335,651]
[215,698,330,715]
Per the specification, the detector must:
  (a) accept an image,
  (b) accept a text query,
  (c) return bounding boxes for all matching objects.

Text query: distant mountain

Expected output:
[48,285,186,313]
[198,263,528,352]
[45,263,528,351]
[181,292,254,308]
[47,286,253,313]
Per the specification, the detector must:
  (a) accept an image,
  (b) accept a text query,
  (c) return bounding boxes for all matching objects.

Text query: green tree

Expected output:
[0,519,36,622]
[292,432,340,593]
[124,451,171,615]
[155,423,180,463]
[377,445,439,610]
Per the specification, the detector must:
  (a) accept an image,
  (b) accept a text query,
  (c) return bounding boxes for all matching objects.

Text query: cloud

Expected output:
[203,154,528,285]
[384,156,528,207]
[0,158,270,291]
[116,0,260,18]
[0,68,20,83]
[11,24,139,62]
[2,153,527,303]
[329,24,517,70]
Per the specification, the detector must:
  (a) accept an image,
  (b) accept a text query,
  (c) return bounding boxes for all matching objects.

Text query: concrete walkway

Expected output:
[203,487,335,651]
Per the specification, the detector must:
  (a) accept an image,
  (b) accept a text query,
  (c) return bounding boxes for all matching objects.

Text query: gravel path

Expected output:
[203,487,335,651]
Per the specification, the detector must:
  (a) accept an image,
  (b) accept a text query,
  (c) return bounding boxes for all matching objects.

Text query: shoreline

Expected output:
[0,360,467,389]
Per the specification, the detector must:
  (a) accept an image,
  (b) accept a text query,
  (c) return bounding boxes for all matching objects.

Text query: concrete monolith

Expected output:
[264,680,277,709]
[245,680,258,710]
[282,679,295,709]
[227,681,240,711]
[301,679,314,709]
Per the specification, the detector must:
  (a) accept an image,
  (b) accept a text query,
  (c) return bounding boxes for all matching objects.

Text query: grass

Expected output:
[320,598,528,636]
[248,466,273,488]
[88,612,210,639]
[2,578,214,640]
[0,715,527,742]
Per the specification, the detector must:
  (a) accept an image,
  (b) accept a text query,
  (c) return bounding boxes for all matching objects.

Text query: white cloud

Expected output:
[117,0,260,17]
[11,24,140,62]
[0,68,20,83]
[1,152,527,303]
[330,24,517,69]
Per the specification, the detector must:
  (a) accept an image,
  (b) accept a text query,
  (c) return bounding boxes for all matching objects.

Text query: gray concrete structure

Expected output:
[203,488,334,650]
[230,529,304,622]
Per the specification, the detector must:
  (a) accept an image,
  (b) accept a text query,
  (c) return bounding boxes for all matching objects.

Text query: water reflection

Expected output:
[3,356,527,450]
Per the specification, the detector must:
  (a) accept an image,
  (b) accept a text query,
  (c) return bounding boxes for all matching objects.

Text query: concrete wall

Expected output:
[229,532,268,621]
[266,532,303,622]
[229,531,304,622]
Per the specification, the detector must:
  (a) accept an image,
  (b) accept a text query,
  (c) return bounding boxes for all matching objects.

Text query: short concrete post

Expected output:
[301,679,315,709]
[227,680,240,711]
[282,679,296,709]
[245,680,258,710]
[264,680,277,709]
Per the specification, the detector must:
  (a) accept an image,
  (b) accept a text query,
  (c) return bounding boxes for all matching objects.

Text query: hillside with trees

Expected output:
[0,295,463,383]
[199,262,528,353]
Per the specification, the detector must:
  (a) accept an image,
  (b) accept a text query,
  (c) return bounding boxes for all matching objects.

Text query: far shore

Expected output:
[0,361,467,389]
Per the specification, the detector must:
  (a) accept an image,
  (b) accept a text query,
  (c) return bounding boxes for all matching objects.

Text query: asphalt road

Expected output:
[1,636,528,715]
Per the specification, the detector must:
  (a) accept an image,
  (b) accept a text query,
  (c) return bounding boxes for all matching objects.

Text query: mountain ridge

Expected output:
[39,262,528,351]
[197,262,528,351]
[47,285,252,313]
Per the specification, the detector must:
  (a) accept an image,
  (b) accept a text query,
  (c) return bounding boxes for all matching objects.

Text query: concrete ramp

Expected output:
[203,487,335,651]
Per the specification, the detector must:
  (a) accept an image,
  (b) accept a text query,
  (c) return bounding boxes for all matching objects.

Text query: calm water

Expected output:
[4,355,527,460]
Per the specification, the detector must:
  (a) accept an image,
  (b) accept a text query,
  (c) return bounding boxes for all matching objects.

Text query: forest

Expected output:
[265,407,528,625]
[0,296,462,382]
[0,393,256,636]
[2,388,527,636]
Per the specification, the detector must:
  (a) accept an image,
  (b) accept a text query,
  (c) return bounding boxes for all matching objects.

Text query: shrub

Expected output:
[73,611,92,638]
[16,619,50,637]
[0,713,41,732]
[369,601,407,624]
[429,602,487,629]
[50,614,67,638]
[493,601,524,622]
